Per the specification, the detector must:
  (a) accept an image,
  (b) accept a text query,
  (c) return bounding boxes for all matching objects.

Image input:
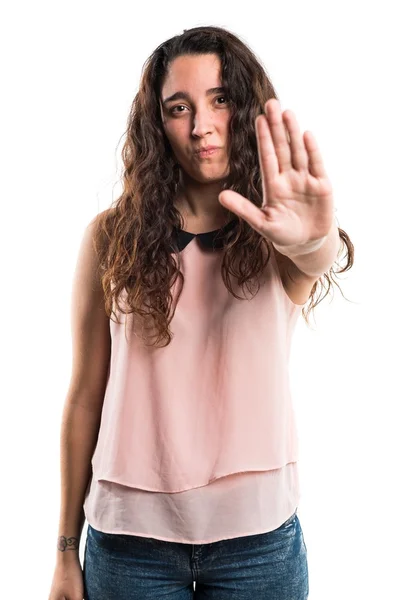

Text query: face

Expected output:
[160,53,231,184]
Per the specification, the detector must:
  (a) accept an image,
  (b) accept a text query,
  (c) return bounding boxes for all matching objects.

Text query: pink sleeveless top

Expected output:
[83,218,304,543]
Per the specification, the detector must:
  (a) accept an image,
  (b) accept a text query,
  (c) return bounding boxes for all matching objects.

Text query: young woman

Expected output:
[49,25,353,600]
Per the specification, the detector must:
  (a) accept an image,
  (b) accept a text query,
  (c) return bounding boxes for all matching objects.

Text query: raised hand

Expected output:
[219,98,335,254]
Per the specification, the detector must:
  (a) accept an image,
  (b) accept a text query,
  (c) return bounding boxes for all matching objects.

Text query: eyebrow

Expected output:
[161,86,227,107]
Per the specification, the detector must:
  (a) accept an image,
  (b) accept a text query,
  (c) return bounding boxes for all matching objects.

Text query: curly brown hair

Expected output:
[92,25,354,348]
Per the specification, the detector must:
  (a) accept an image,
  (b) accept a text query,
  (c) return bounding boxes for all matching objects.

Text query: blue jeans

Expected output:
[83,510,309,599]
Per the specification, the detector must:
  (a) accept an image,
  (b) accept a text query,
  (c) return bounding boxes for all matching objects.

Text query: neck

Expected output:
[174,178,232,231]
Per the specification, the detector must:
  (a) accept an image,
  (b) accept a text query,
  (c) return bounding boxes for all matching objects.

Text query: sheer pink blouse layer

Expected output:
[83,235,304,544]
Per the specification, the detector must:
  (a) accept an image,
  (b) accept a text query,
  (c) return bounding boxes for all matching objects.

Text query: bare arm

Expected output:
[57,403,102,562]
[55,213,111,564]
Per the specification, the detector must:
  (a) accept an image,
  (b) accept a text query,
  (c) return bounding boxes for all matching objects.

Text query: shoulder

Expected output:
[88,208,116,250]
[271,244,320,306]
[89,207,115,231]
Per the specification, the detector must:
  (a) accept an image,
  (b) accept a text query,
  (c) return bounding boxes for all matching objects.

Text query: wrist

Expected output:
[56,534,81,562]
[273,235,328,258]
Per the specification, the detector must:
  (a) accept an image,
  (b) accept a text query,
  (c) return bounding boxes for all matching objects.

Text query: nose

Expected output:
[191,110,214,138]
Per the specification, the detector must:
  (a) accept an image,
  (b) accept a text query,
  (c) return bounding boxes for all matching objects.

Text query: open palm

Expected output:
[219,98,334,252]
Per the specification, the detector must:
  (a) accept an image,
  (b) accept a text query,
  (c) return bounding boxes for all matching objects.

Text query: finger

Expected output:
[255,114,278,207]
[218,190,270,236]
[264,99,292,173]
[303,130,327,179]
[282,110,309,171]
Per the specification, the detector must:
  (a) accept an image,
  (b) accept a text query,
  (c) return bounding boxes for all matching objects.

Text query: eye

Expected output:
[169,96,229,115]
[170,105,187,115]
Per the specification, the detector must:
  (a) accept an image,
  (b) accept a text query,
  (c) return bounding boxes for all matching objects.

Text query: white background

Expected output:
[1,1,399,598]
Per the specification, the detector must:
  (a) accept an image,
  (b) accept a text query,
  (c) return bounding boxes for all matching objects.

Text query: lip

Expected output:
[195,146,221,158]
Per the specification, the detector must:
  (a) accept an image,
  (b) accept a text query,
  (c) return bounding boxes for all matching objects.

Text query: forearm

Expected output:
[56,400,102,563]
[273,221,341,277]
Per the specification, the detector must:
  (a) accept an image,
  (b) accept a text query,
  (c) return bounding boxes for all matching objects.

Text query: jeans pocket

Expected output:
[88,524,156,553]
[280,509,297,529]
[87,524,123,550]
